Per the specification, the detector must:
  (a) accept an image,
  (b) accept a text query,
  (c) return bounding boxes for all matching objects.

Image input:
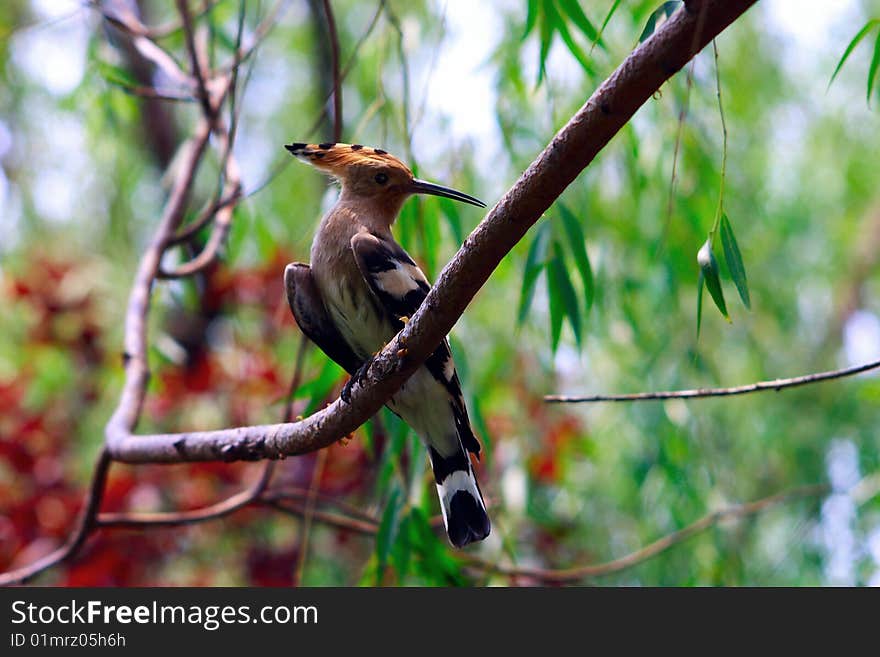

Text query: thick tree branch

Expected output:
[545,357,880,403]
[106,0,759,464]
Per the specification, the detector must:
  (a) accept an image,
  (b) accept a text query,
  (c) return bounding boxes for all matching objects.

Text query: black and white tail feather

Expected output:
[428,444,490,548]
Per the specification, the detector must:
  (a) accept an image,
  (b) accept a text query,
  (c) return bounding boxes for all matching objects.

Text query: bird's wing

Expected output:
[284,262,363,375]
[349,231,431,323]
[349,232,481,457]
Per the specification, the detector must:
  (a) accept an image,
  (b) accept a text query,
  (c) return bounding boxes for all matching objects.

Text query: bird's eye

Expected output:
[374,172,389,185]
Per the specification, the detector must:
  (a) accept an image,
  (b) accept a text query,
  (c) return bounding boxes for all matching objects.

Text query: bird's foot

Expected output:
[341,357,373,404]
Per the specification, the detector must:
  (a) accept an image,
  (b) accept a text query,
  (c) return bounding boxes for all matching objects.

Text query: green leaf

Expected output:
[639,1,682,43]
[593,0,622,53]
[697,239,729,321]
[537,6,554,85]
[547,253,564,353]
[558,203,594,312]
[375,486,403,581]
[524,0,539,39]
[518,221,551,324]
[296,358,344,416]
[549,240,583,348]
[696,270,705,337]
[438,197,464,244]
[557,0,605,51]
[719,213,751,309]
[419,199,440,278]
[407,507,467,585]
[93,59,140,90]
[546,0,596,76]
[868,30,880,103]
[829,20,880,89]
[391,512,412,582]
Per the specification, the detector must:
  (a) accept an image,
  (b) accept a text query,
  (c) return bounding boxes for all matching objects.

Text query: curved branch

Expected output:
[261,500,378,536]
[165,190,242,246]
[220,0,289,72]
[107,0,759,464]
[467,484,828,583]
[305,0,385,138]
[104,120,212,451]
[545,357,880,403]
[158,106,243,279]
[0,450,112,586]
[97,485,257,529]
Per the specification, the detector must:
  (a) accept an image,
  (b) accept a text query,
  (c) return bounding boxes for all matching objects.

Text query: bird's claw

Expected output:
[341,357,373,404]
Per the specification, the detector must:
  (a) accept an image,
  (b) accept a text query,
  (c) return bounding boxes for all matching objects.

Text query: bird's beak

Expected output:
[408,178,486,208]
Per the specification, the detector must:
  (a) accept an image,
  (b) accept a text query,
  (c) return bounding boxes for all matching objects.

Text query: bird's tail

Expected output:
[428,446,490,548]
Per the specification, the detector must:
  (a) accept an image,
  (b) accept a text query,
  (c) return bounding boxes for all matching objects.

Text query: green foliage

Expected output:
[829,19,880,103]
[3,0,880,588]
[720,213,750,310]
[697,238,728,327]
[524,0,604,84]
[638,1,681,43]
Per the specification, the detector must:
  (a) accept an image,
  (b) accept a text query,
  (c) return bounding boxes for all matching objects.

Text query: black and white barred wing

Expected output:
[348,231,481,454]
[349,230,489,548]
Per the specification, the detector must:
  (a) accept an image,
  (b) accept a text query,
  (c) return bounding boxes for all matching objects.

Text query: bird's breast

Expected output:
[311,229,394,359]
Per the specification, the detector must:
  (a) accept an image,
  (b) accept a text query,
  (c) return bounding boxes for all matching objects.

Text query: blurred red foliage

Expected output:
[0,251,376,585]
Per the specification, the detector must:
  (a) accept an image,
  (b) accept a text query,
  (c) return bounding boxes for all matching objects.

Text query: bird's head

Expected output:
[285,142,485,218]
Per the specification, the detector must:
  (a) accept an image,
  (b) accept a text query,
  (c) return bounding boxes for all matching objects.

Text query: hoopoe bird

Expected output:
[282,142,490,547]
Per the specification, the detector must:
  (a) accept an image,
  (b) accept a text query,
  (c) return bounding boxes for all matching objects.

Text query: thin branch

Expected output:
[385,3,412,149]
[116,85,197,102]
[157,119,243,278]
[544,357,880,403]
[89,0,221,40]
[251,0,384,200]
[97,485,258,529]
[264,486,378,524]
[262,499,378,536]
[220,0,289,72]
[467,483,828,583]
[165,190,242,246]
[411,0,448,134]
[322,0,343,142]
[107,0,760,465]
[104,120,212,451]
[304,0,385,138]
[659,57,695,252]
[177,0,213,117]
[294,449,328,584]
[0,450,112,586]
[282,335,310,422]
[712,39,728,226]
[224,0,250,173]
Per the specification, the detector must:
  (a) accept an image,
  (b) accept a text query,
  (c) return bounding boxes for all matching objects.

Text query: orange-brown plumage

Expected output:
[284,142,412,176]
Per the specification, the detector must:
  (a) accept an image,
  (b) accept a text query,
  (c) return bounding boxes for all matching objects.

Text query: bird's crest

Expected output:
[284,142,412,177]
